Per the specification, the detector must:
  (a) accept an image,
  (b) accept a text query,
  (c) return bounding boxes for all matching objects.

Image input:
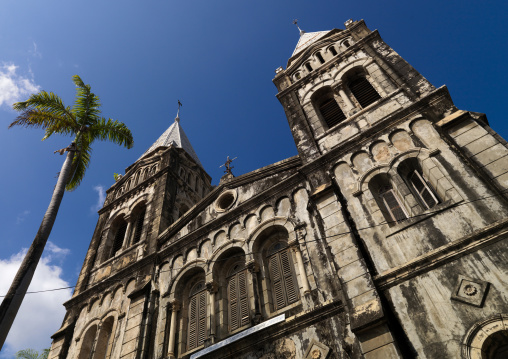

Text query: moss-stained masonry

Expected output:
[50,19,508,359]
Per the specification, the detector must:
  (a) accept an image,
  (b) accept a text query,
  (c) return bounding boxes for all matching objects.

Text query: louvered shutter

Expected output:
[188,296,197,350]
[111,222,127,256]
[319,98,346,128]
[269,249,299,311]
[279,250,298,304]
[410,171,438,209]
[381,190,407,224]
[197,292,206,347]
[349,77,381,108]
[238,271,250,327]
[132,209,145,244]
[228,276,238,331]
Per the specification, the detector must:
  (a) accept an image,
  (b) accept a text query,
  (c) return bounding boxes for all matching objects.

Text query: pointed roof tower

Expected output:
[291,20,331,57]
[138,108,203,168]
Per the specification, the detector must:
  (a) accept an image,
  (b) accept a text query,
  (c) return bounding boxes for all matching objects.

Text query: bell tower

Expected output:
[273,19,435,162]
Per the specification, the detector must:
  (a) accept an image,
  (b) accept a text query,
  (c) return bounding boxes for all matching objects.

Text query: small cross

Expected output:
[176,100,183,118]
[219,156,237,176]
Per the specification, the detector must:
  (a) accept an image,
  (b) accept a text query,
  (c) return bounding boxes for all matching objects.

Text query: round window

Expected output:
[215,190,237,212]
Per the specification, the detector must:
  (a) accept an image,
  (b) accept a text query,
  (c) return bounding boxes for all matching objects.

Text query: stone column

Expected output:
[289,241,311,294]
[167,300,180,359]
[123,215,133,248]
[206,281,218,341]
[246,260,262,324]
[334,81,355,114]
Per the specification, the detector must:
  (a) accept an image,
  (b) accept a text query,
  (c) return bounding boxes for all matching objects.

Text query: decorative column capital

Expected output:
[169,300,180,312]
[246,260,260,273]
[206,281,218,294]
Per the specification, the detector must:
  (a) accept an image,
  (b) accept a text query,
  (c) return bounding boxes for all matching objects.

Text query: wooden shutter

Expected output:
[188,291,206,350]
[409,171,438,209]
[111,222,127,256]
[319,98,346,128]
[132,209,145,244]
[381,190,408,224]
[269,249,299,311]
[349,77,381,108]
[188,296,197,350]
[228,270,250,331]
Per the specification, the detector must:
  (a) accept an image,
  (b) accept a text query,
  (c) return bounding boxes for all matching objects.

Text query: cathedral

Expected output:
[48,19,508,359]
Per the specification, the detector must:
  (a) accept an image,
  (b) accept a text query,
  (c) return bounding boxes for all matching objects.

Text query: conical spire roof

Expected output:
[139,116,203,168]
[292,30,331,56]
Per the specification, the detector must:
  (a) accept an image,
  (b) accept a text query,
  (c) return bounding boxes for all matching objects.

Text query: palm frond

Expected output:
[12,91,75,122]
[72,75,101,126]
[15,348,39,359]
[88,118,134,149]
[66,134,92,191]
[9,109,72,133]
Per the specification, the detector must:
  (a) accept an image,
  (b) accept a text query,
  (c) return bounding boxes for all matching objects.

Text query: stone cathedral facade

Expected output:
[48,19,508,359]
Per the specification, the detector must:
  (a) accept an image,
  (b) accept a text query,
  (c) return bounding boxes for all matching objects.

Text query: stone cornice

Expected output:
[374,218,508,291]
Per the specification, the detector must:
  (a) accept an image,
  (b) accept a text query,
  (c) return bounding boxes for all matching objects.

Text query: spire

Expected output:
[138,102,203,168]
[290,20,331,57]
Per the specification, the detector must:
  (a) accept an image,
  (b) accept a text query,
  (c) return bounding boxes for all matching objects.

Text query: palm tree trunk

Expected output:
[0,144,76,349]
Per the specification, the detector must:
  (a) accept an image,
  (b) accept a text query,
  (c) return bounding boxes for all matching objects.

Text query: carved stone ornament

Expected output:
[206,281,219,293]
[451,275,490,307]
[304,339,330,359]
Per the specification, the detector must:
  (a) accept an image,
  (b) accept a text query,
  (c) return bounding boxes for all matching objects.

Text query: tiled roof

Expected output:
[292,30,331,56]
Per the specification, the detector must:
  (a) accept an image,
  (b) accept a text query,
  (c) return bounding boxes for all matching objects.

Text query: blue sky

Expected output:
[0,0,506,355]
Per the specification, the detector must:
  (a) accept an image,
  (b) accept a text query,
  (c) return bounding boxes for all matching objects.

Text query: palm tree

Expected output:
[0,75,134,349]
[16,348,50,359]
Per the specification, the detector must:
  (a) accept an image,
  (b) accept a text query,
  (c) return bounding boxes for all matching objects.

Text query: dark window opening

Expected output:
[111,221,127,257]
[316,52,325,64]
[319,98,346,128]
[343,40,350,48]
[305,63,313,72]
[379,186,407,224]
[132,209,146,244]
[348,77,381,108]
[295,72,301,80]
[188,282,206,351]
[329,46,337,56]
[409,171,439,209]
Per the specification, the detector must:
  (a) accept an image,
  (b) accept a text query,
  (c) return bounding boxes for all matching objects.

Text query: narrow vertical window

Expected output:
[316,52,325,64]
[305,63,313,72]
[268,243,298,311]
[343,40,351,48]
[227,264,250,332]
[409,171,439,209]
[348,77,381,108]
[329,46,338,56]
[319,98,346,128]
[379,187,408,224]
[188,282,206,351]
[132,208,145,244]
[111,221,127,257]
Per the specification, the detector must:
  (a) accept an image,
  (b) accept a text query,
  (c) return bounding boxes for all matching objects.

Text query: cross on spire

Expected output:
[293,19,305,36]
[175,100,182,122]
[219,156,237,176]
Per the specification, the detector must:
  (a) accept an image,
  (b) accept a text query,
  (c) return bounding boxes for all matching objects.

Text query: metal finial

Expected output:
[219,156,237,176]
[176,100,183,122]
[292,19,305,36]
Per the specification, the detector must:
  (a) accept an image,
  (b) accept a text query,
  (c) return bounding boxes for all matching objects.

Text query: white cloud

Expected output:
[30,41,42,58]
[0,245,72,358]
[16,210,30,224]
[92,185,106,212]
[0,63,40,108]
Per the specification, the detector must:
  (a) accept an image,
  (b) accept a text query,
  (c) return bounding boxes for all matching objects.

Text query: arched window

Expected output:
[329,46,338,56]
[111,218,127,257]
[312,87,346,129]
[187,281,207,351]
[305,63,313,72]
[316,52,325,64]
[267,241,299,311]
[78,325,98,359]
[398,158,440,210]
[370,174,408,225]
[132,208,146,244]
[227,262,250,332]
[348,76,381,108]
[94,317,114,359]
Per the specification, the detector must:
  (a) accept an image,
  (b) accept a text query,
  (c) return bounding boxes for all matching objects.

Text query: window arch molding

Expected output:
[247,217,297,252]
[462,314,508,359]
